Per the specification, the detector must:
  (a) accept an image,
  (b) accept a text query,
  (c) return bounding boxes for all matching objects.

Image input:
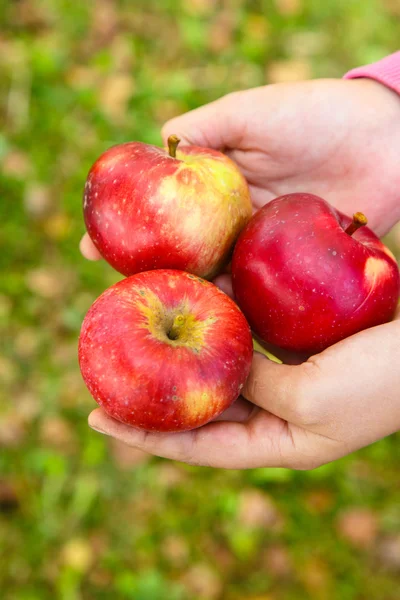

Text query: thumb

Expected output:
[242,352,307,424]
[161,91,246,150]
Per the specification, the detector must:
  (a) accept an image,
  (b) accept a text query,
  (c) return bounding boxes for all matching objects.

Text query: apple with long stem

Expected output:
[83,135,252,279]
[232,193,400,354]
[79,270,253,432]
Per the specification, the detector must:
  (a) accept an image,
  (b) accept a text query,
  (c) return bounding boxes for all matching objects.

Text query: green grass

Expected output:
[1,1,400,598]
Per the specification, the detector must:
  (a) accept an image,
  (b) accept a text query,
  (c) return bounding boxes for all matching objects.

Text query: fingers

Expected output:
[212,273,233,298]
[80,233,102,260]
[87,356,309,467]
[88,407,288,469]
[252,335,310,366]
[242,318,400,449]
[395,303,400,320]
[209,281,311,423]
[242,352,308,424]
[302,319,400,445]
[161,91,247,150]
[212,396,257,422]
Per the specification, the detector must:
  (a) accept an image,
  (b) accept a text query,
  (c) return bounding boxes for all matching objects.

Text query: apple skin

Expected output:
[83,140,252,279]
[232,193,400,354]
[78,270,253,432]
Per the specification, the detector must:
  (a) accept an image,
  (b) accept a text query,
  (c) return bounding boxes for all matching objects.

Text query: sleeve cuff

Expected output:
[344,51,400,96]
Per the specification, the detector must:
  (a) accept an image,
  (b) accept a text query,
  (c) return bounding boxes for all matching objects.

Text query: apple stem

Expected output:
[167,135,181,158]
[168,314,185,341]
[345,212,368,236]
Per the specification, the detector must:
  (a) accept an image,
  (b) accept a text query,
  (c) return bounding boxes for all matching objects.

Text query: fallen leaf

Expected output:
[11,0,55,29]
[88,530,109,559]
[267,59,312,83]
[66,65,100,90]
[99,74,135,123]
[238,490,284,531]
[89,568,113,587]
[24,183,53,218]
[382,0,400,16]
[61,538,94,572]
[90,0,119,43]
[60,371,92,408]
[162,535,190,567]
[156,463,187,488]
[15,391,41,422]
[376,535,400,572]
[152,98,186,125]
[14,327,40,359]
[245,14,270,41]
[244,595,277,600]
[181,563,222,599]
[208,11,236,53]
[185,0,217,16]
[26,267,75,299]
[42,213,71,241]
[286,31,328,57]
[2,150,33,178]
[40,416,76,453]
[0,356,18,386]
[299,557,332,594]
[336,508,379,549]
[275,0,303,16]
[109,35,135,71]
[201,537,234,570]
[0,294,12,321]
[0,413,26,448]
[263,544,292,577]
[0,479,19,512]
[52,342,78,368]
[110,438,150,469]
[304,489,335,514]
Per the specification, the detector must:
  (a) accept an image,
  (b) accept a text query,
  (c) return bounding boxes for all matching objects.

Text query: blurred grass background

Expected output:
[1,0,400,598]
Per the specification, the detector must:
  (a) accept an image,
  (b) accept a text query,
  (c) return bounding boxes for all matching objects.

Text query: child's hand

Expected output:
[83,77,400,468]
[81,78,400,259]
[89,308,400,469]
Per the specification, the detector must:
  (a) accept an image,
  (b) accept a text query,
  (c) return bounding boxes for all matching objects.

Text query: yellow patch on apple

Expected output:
[135,287,216,352]
[364,255,391,286]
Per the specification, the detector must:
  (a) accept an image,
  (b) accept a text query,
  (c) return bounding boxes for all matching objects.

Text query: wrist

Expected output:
[349,75,400,109]
[344,51,400,96]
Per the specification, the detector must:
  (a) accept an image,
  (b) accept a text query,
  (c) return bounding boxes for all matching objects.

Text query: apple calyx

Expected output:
[168,314,186,340]
[345,212,368,236]
[167,134,181,158]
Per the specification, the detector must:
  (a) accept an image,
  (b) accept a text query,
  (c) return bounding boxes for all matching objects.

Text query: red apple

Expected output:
[232,193,400,354]
[83,135,252,279]
[79,269,253,432]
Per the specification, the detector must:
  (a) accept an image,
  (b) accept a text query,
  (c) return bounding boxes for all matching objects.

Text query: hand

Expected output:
[89,308,400,469]
[81,77,400,261]
[84,78,400,468]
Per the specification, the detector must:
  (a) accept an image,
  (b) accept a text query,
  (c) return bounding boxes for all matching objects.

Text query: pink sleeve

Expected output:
[344,51,400,95]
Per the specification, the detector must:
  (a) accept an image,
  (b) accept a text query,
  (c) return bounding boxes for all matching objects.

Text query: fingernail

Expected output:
[89,424,109,436]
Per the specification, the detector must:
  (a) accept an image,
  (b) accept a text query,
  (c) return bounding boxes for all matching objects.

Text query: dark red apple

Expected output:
[83,135,252,279]
[79,270,253,432]
[232,193,400,354]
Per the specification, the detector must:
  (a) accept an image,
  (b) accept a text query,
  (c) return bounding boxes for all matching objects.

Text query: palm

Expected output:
[224,79,400,236]
[89,308,400,469]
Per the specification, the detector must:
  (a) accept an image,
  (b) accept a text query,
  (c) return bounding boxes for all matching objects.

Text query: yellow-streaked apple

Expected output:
[83,136,252,279]
[79,270,253,432]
